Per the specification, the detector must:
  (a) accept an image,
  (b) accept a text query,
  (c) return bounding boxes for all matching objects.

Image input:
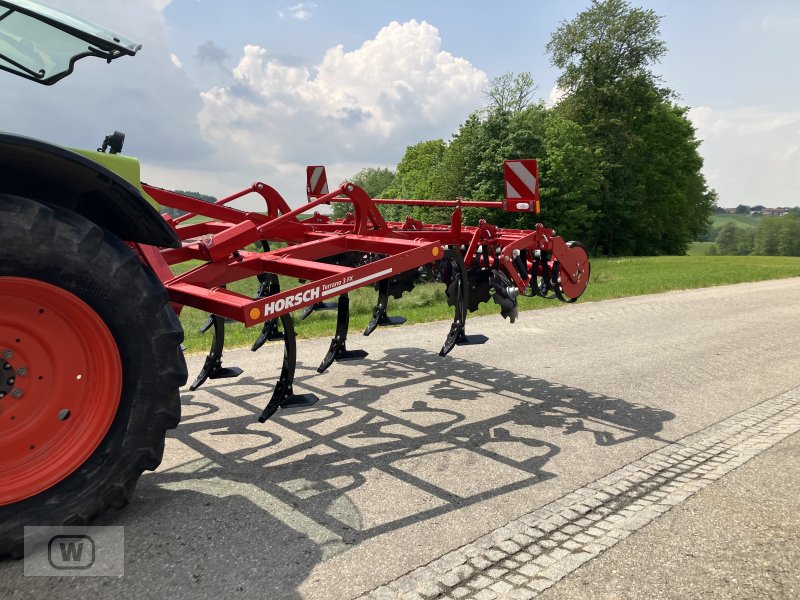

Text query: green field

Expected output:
[176,255,800,354]
[686,241,714,256]
[710,213,763,229]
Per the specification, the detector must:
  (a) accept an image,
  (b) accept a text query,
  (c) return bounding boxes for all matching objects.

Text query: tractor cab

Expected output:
[0,0,139,85]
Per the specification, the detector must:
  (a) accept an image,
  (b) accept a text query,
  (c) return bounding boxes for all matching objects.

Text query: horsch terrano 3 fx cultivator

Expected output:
[0,0,589,556]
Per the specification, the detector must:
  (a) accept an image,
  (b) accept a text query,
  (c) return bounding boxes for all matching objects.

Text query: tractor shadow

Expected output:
[125,346,674,598]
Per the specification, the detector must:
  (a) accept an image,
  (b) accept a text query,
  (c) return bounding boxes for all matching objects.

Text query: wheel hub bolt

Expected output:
[12,389,23,399]
[2,350,12,361]
[16,367,27,377]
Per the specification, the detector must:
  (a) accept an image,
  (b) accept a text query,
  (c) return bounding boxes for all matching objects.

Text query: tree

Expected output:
[536,111,601,241]
[484,72,538,114]
[351,167,395,198]
[715,222,739,255]
[633,103,715,254]
[754,214,800,256]
[382,140,447,200]
[735,204,750,214]
[754,218,781,255]
[735,228,755,256]
[333,167,396,219]
[546,0,713,254]
[777,216,800,256]
[546,0,666,95]
[381,140,449,222]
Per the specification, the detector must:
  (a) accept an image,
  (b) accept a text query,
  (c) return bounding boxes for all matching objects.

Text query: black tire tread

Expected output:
[0,194,187,558]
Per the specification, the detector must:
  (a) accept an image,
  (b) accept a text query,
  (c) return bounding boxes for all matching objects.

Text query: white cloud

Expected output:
[545,84,566,108]
[197,20,487,201]
[689,106,800,207]
[278,3,316,21]
[4,5,485,205]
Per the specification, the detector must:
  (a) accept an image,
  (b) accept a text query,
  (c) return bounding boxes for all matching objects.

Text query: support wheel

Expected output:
[0,194,187,557]
[553,241,590,303]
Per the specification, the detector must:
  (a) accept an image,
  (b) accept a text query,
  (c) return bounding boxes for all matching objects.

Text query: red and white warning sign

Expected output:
[503,159,539,213]
[306,165,329,199]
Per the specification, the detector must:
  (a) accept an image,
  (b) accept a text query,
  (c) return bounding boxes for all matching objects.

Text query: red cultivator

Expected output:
[139,160,591,422]
[0,0,591,557]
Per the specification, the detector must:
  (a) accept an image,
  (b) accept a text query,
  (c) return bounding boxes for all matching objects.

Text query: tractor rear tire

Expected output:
[0,194,187,558]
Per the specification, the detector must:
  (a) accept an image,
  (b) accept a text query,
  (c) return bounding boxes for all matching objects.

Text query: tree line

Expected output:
[338,0,716,256]
[709,211,800,257]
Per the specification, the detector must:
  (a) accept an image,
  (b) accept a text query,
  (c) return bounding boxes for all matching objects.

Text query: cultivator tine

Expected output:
[439,251,489,356]
[299,301,338,321]
[189,315,243,391]
[363,278,407,336]
[198,315,235,334]
[251,273,285,351]
[440,252,467,356]
[317,293,368,373]
[199,315,214,334]
[439,251,470,355]
[258,314,319,422]
[251,319,283,351]
[254,272,275,299]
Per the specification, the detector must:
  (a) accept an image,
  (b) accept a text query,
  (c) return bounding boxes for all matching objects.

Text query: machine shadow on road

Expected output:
[110,346,676,598]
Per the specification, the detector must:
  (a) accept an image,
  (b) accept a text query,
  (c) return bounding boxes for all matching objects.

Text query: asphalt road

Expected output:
[540,430,800,600]
[2,277,799,599]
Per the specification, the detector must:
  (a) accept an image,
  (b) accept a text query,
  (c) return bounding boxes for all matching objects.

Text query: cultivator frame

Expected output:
[0,0,594,556]
[137,162,590,422]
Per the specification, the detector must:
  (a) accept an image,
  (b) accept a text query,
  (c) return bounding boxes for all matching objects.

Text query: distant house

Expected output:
[721,206,792,216]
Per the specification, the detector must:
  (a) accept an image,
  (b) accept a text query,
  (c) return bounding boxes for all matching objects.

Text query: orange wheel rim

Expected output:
[0,277,122,505]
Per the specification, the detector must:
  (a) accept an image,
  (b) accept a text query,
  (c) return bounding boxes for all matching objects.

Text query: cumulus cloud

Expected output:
[3,5,487,204]
[198,19,487,194]
[689,106,800,207]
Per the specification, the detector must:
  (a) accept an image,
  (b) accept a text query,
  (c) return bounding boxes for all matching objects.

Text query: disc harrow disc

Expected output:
[466,268,491,312]
[384,269,417,300]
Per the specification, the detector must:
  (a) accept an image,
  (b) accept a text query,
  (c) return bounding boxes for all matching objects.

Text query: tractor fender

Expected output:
[0,132,179,248]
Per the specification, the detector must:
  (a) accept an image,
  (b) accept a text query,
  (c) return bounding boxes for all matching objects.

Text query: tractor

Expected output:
[0,0,590,557]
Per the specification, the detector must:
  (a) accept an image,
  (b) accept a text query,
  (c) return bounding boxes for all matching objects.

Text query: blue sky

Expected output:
[3,0,799,209]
